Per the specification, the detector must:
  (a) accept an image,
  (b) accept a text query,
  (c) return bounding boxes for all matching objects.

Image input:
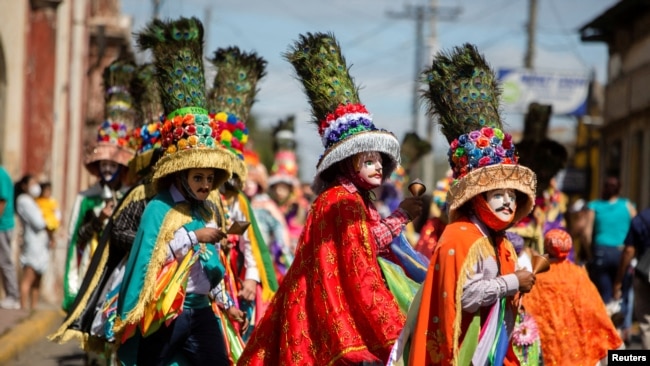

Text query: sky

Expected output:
[121,0,619,182]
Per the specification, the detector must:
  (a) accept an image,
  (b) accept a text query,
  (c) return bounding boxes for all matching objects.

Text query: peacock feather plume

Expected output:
[207,47,267,121]
[422,43,502,143]
[132,63,163,124]
[284,32,360,125]
[103,55,138,127]
[136,17,206,115]
[272,115,296,152]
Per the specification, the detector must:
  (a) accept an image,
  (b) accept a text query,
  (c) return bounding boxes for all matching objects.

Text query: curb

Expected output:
[0,309,63,364]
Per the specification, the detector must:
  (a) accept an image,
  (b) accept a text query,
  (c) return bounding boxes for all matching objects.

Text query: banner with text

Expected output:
[497,68,590,116]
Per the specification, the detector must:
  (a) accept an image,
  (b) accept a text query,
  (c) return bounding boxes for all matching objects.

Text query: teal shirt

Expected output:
[0,167,14,230]
[588,198,633,247]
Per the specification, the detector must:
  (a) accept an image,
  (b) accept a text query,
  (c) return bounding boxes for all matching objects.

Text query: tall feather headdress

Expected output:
[136,17,233,188]
[127,63,164,180]
[207,46,267,182]
[422,43,536,222]
[268,115,299,188]
[285,32,400,194]
[84,56,137,177]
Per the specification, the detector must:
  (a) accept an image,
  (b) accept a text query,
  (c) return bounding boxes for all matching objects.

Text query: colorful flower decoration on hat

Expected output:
[210,111,248,161]
[448,126,517,179]
[97,120,130,147]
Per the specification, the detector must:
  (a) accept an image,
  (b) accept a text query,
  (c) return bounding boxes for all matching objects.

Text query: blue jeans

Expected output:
[137,306,229,365]
[588,245,624,303]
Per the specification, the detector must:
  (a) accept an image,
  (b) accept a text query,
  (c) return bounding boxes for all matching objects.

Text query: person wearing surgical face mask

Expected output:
[14,175,51,310]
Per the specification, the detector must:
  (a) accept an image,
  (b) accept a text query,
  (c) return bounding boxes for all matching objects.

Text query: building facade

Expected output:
[580,0,650,210]
[0,0,131,303]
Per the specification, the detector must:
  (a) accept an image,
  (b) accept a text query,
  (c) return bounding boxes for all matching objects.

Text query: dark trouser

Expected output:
[137,306,229,366]
[589,245,624,303]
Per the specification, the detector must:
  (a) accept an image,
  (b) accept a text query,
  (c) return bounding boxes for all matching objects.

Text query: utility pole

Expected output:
[153,0,162,19]
[387,1,460,185]
[524,0,538,69]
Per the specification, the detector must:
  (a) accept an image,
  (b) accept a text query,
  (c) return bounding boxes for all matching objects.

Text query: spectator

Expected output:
[0,165,19,309]
[584,175,636,302]
[35,181,61,247]
[614,207,650,349]
[14,174,51,310]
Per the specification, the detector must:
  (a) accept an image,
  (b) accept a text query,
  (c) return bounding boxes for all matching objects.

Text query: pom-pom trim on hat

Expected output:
[448,126,517,179]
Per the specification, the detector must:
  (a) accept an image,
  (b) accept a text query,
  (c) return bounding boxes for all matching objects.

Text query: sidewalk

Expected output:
[0,305,64,364]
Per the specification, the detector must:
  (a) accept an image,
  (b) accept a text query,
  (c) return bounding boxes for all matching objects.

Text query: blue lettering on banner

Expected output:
[609,350,650,364]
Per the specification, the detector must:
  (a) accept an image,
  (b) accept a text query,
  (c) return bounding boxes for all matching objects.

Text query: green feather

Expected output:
[284,32,360,124]
[132,63,163,124]
[421,43,502,143]
[102,54,137,127]
[136,17,207,115]
[207,46,267,120]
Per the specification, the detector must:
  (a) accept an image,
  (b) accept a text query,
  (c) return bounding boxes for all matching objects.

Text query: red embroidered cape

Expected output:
[238,184,406,366]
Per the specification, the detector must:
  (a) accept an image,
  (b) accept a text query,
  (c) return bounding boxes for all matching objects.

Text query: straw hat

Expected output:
[136,17,234,188]
[285,33,400,194]
[84,57,138,177]
[422,43,536,223]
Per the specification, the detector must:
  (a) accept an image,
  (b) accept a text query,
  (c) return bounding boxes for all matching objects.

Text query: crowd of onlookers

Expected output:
[0,164,61,311]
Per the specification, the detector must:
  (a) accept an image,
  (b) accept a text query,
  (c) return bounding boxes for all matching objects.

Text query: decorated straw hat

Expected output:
[422,43,536,223]
[207,47,266,183]
[285,32,400,194]
[136,17,233,188]
[127,63,164,180]
[268,116,299,188]
[84,57,137,177]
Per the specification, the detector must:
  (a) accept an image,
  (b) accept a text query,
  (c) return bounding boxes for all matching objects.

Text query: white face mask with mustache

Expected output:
[485,189,517,222]
[355,151,383,189]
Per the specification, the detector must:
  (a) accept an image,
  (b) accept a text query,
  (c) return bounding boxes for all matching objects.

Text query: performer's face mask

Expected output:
[99,160,121,183]
[271,182,292,203]
[485,189,517,222]
[243,179,259,198]
[28,180,41,198]
[354,151,383,189]
[186,168,215,201]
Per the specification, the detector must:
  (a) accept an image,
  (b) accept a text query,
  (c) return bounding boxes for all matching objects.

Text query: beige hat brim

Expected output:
[152,147,235,189]
[84,143,135,177]
[446,164,537,223]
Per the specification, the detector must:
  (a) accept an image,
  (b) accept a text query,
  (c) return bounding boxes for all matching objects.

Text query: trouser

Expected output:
[634,276,650,350]
[137,306,229,366]
[589,245,624,303]
[0,230,19,299]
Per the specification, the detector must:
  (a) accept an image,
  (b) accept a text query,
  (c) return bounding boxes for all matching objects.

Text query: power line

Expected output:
[546,0,590,68]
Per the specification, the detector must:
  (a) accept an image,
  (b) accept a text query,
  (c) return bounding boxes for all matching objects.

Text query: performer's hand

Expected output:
[98,202,115,221]
[398,197,424,220]
[239,279,257,301]
[227,306,249,332]
[515,270,536,293]
[195,227,226,243]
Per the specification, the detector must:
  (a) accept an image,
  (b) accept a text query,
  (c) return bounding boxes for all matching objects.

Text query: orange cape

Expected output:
[238,184,405,366]
[522,261,622,365]
[409,218,519,365]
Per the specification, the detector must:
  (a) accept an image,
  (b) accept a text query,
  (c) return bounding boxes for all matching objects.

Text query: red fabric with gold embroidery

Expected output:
[238,184,406,366]
[409,218,520,365]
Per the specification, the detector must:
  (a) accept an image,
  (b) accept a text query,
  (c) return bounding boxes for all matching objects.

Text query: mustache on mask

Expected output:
[197,188,210,193]
[495,206,513,214]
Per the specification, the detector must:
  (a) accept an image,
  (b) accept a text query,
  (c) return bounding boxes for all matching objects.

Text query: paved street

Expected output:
[4,321,86,366]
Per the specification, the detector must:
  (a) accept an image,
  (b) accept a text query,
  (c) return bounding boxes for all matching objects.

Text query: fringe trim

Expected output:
[127,150,155,182]
[113,203,194,337]
[152,147,235,188]
[313,131,400,194]
[447,164,537,223]
[452,236,495,365]
[48,242,110,343]
[114,184,146,218]
[232,158,248,181]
